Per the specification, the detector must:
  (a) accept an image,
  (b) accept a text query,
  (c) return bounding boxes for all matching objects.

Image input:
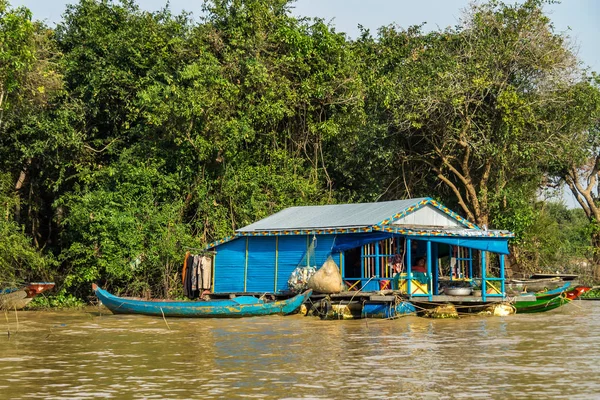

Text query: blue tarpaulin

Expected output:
[330,233,395,253]
[329,232,509,255]
[410,236,510,255]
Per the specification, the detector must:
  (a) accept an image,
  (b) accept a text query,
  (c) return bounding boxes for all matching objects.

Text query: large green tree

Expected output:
[3,0,599,294]
[0,1,74,283]
[52,0,364,294]
[355,0,584,230]
[550,75,600,275]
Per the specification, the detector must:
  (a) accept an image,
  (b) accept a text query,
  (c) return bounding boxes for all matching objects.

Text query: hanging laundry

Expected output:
[191,255,200,292]
[182,253,213,299]
[181,251,190,289]
[183,252,195,299]
[200,256,212,290]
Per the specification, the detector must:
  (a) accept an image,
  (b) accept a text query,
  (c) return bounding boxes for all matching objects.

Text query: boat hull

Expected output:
[93,284,312,318]
[0,290,32,310]
[514,296,570,313]
[0,283,55,310]
[514,282,573,313]
[506,278,566,294]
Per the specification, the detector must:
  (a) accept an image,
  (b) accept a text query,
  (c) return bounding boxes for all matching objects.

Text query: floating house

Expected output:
[206,198,514,302]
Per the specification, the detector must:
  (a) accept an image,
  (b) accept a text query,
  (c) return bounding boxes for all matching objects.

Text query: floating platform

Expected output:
[302,290,535,319]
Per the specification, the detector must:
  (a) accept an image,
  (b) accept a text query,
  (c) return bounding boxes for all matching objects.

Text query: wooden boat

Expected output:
[506,277,566,294]
[529,273,579,281]
[0,282,55,310]
[565,286,592,300]
[514,282,572,314]
[93,284,312,318]
[514,295,569,314]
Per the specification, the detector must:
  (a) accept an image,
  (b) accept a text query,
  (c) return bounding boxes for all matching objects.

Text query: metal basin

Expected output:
[445,287,473,296]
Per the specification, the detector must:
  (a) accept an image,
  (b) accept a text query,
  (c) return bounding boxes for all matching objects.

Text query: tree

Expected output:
[0,2,70,283]
[57,151,197,296]
[0,0,35,126]
[550,75,600,275]
[370,1,585,228]
[137,0,365,239]
[52,0,365,293]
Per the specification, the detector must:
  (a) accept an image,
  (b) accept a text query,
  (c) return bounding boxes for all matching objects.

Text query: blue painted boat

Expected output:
[530,282,571,297]
[92,284,312,318]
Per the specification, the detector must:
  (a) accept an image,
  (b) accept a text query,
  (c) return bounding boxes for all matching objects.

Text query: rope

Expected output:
[566,297,584,310]
[349,276,375,304]
[159,307,171,331]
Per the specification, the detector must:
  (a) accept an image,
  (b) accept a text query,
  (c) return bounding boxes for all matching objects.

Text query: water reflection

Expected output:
[1,302,599,399]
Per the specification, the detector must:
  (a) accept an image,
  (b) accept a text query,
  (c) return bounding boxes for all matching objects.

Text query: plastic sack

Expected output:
[288,265,317,293]
[308,257,343,294]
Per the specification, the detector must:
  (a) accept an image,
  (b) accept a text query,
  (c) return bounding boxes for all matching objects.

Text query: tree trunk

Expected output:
[592,230,600,280]
[14,158,32,223]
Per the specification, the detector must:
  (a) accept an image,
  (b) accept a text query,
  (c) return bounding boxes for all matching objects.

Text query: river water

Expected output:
[1,300,599,399]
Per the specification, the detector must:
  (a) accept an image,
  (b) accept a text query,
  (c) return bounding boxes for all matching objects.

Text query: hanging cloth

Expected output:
[184,253,195,299]
[181,251,190,286]
[200,256,212,290]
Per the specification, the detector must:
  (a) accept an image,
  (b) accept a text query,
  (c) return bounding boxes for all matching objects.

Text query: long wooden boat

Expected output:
[514,296,570,314]
[529,273,579,281]
[93,284,312,318]
[514,282,573,314]
[506,277,566,294]
[0,282,55,310]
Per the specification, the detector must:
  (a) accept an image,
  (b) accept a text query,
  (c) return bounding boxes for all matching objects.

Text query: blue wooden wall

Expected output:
[246,237,277,292]
[276,236,308,292]
[213,237,246,292]
[213,234,343,294]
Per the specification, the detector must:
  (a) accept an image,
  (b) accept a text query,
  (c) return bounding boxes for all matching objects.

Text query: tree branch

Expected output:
[432,165,475,222]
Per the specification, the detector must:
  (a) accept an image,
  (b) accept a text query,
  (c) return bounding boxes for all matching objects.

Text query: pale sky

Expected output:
[10,0,600,71]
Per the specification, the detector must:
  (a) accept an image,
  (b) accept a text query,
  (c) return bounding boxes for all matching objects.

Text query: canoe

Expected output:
[565,286,592,300]
[514,296,570,314]
[514,282,572,314]
[529,273,579,281]
[0,282,55,310]
[506,277,566,294]
[92,284,312,318]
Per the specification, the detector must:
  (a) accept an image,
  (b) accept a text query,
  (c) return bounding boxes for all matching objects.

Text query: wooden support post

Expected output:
[361,245,365,280]
[406,238,412,296]
[244,238,249,292]
[481,250,487,302]
[274,236,279,293]
[432,242,439,295]
[469,248,473,279]
[375,240,380,279]
[500,253,505,297]
[427,240,432,301]
[211,252,216,293]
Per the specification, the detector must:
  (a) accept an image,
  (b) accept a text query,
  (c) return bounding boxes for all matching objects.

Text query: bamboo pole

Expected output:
[14,305,18,333]
[4,310,10,338]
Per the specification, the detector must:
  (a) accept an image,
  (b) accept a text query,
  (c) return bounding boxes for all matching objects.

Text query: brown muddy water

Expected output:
[1,301,600,399]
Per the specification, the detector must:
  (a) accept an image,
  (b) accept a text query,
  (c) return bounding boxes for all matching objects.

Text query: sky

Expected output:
[11,0,599,71]
[9,0,600,207]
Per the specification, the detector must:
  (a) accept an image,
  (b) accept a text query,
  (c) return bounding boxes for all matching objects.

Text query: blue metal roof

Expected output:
[237,198,430,232]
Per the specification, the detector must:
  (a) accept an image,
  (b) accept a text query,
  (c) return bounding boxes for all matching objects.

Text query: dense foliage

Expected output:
[0,0,598,300]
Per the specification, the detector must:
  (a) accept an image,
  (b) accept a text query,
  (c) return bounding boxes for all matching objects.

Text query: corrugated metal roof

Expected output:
[237,198,430,232]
